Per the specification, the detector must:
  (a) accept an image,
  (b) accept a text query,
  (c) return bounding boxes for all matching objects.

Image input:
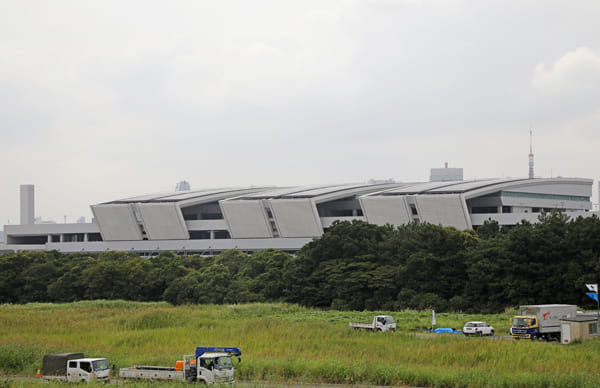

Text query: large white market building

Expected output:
[1,177,595,255]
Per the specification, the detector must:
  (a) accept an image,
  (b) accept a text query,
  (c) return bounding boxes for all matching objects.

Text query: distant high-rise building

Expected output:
[20,184,35,225]
[529,129,535,179]
[430,163,463,182]
[175,181,191,191]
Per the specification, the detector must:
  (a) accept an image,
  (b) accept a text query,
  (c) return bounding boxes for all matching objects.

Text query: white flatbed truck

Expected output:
[119,346,241,384]
[349,315,396,332]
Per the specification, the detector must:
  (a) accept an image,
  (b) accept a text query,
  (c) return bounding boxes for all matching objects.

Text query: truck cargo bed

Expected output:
[119,366,185,381]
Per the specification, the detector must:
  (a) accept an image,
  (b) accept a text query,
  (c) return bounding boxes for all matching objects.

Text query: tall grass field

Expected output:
[1,301,599,387]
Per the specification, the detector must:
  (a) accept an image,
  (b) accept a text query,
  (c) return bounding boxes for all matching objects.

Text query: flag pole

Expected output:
[596,283,600,321]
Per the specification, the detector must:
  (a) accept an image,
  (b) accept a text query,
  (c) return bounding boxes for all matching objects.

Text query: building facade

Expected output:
[1,177,595,255]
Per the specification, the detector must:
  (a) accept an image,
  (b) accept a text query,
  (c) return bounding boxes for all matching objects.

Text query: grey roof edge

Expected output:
[177,187,277,207]
[312,182,407,204]
[462,177,594,200]
[220,182,405,202]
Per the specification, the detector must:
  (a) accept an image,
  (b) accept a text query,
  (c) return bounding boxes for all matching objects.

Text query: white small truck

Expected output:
[119,346,241,384]
[349,315,396,332]
[41,353,110,383]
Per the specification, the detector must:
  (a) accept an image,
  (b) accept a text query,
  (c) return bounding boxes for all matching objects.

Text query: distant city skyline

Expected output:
[1,1,600,224]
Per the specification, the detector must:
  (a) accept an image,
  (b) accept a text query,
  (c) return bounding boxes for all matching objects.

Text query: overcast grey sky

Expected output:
[2,0,600,224]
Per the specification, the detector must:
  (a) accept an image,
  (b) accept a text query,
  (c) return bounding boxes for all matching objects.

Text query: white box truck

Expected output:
[510,304,577,341]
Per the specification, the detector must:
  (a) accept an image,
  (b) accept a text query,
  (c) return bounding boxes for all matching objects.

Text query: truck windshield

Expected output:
[214,357,233,370]
[512,317,530,327]
[92,359,109,371]
[384,316,395,324]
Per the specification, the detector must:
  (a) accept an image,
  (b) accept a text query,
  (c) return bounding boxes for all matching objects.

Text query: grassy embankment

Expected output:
[1,301,599,388]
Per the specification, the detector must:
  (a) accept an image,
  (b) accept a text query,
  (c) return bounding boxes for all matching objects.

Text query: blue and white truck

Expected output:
[119,346,241,384]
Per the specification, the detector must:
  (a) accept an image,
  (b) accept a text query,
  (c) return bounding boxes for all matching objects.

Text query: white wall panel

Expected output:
[220,200,272,238]
[136,203,189,240]
[270,199,322,238]
[415,194,471,229]
[91,204,143,241]
[360,196,412,226]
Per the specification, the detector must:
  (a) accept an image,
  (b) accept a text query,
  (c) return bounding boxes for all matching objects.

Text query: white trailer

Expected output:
[349,315,396,332]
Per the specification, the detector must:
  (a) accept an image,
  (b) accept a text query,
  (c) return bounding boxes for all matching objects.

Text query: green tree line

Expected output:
[1,211,599,313]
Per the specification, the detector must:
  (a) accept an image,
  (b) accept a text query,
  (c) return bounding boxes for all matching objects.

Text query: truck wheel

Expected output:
[490,330,494,336]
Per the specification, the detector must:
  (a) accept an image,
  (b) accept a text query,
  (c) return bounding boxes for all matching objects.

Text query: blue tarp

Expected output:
[433,328,462,334]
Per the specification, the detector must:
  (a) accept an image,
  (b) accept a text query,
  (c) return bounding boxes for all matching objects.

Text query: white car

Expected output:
[463,321,494,336]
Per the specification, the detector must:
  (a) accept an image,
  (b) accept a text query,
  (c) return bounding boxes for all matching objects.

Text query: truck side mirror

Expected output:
[238,357,241,363]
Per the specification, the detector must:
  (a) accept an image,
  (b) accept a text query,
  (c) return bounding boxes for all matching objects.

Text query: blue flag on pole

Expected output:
[586,292,598,302]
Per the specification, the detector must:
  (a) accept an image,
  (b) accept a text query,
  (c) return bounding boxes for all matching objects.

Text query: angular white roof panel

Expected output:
[157,188,250,202]
[285,183,379,198]
[428,178,526,193]
[105,187,272,204]
[377,181,460,195]
[236,186,322,199]
[111,191,175,202]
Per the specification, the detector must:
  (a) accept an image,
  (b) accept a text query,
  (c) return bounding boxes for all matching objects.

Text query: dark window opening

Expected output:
[80,362,92,373]
[410,205,418,215]
[87,233,103,242]
[532,207,541,213]
[214,230,231,239]
[200,213,223,220]
[502,206,513,213]
[471,206,498,214]
[190,231,211,240]
[330,209,354,217]
[63,233,85,242]
[183,214,198,220]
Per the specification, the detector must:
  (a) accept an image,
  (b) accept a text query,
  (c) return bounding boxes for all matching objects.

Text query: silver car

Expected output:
[463,321,494,336]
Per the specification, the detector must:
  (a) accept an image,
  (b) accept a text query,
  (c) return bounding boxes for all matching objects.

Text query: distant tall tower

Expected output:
[528,129,535,179]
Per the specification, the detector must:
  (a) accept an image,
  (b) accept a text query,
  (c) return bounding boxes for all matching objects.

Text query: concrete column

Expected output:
[210,230,215,240]
[20,185,35,225]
